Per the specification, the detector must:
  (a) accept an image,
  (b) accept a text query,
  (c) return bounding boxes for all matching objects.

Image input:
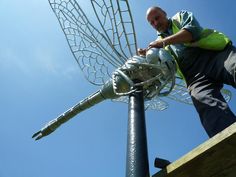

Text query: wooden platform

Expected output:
[153,122,236,177]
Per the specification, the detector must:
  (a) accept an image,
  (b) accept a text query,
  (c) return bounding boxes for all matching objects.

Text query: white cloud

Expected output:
[0,46,82,82]
[32,47,82,80]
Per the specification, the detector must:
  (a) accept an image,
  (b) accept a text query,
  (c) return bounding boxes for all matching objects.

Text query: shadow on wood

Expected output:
[153,122,236,177]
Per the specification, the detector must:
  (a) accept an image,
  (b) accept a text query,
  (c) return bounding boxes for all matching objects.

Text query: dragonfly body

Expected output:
[32,79,116,140]
[32,49,176,140]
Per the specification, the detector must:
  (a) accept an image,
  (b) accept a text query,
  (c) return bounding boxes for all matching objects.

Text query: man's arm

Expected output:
[138,10,202,55]
[137,28,193,55]
[148,29,193,49]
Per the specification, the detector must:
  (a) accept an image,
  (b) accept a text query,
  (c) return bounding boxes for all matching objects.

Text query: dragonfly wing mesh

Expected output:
[49,0,127,85]
[91,0,138,59]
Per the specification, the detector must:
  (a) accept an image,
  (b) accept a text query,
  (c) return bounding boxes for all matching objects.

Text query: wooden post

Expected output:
[152,122,236,177]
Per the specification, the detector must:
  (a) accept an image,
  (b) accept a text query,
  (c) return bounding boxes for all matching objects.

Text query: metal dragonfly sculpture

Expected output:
[32,0,231,140]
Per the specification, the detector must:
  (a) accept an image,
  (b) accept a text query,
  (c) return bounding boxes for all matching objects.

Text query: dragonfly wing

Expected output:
[91,0,138,59]
[144,97,169,111]
[112,76,232,111]
[163,77,232,105]
[165,77,193,105]
[112,96,169,111]
[49,0,125,85]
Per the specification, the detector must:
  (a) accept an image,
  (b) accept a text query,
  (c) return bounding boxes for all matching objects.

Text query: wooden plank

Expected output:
[152,122,236,177]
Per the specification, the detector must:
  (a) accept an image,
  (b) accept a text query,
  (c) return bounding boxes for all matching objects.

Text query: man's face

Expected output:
[147,8,169,33]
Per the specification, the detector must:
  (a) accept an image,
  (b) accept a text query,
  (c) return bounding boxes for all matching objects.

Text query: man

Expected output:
[138,6,236,137]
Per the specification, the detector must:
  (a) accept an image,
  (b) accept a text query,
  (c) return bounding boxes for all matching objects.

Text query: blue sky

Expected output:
[0,0,235,177]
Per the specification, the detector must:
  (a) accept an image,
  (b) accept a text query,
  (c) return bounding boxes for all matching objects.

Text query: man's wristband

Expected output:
[162,40,166,48]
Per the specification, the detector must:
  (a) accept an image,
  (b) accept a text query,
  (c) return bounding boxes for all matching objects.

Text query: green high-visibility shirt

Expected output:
[158,10,230,78]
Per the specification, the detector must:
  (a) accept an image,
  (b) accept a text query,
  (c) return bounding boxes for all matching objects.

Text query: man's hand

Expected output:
[148,40,164,49]
[137,39,165,56]
[137,40,163,57]
[137,48,147,56]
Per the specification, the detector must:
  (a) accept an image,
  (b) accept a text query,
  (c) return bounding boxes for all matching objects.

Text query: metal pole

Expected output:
[125,87,150,177]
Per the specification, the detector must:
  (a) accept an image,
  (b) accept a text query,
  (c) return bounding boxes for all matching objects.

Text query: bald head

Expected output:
[146,6,169,33]
[146,6,166,19]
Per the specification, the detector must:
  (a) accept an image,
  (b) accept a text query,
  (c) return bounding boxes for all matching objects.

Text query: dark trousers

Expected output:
[183,44,236,137]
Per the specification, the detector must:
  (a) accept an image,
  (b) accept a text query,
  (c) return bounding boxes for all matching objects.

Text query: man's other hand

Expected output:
[137,48,147,56]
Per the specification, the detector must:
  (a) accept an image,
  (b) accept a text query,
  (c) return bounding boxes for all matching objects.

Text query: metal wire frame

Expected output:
[48,0,232,110]
[49,0,137,85]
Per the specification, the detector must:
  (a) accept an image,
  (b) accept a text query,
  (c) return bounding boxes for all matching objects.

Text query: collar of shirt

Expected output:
[158,18,173,38]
